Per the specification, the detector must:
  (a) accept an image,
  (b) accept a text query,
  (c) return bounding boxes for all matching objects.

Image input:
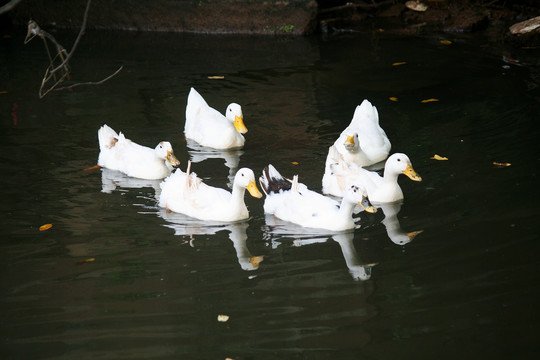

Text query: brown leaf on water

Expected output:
[77,258,95,265]
[440,40,452,45]
[0,91,7,94]
[392,62,407,66]
[291,161,299,165]
[493,162,511,167]
[208,76,225,79]
[389,97,399,102]
[421,98,439,103]
[431,154,448,160]
[39,223,53,231]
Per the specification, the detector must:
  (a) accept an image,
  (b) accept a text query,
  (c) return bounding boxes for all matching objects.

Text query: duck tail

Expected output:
[98,124,119,151]
[259,164,291,195]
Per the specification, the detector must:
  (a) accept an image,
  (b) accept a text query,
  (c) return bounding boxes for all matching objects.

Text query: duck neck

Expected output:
[230,184,247,211]
[337,199,356,220]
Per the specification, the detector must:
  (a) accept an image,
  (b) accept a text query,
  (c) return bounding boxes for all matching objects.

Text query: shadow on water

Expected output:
[1,28,539,359]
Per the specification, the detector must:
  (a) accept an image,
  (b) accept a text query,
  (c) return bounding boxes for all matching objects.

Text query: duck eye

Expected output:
[397,158,401,162]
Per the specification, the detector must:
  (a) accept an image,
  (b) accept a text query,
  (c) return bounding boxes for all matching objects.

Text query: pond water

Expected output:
[1,28,539,359]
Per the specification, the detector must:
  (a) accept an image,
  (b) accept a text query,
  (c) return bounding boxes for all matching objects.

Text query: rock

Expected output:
[509,16,540,35]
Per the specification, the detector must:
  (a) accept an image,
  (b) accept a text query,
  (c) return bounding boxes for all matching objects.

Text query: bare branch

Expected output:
[23,0,123,98]
[0,0,23,15]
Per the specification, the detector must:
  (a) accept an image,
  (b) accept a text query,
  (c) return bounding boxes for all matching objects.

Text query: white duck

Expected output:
[158,162,262,222]
[322,100,391,195]
[97,124,181,180]
[325,153,422,203]
[184,87,247,149]
[335,99,391,166]
[259,165,377,232]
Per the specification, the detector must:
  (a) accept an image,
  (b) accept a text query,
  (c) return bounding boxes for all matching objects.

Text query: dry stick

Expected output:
[23,0,122,98]
[52,65,124,93]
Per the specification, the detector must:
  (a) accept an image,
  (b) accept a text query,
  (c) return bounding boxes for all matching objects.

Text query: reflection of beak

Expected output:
[359,195,377,213]
[403,163,422,181]
[406,230,423,241]
[234,115,248,134]
[249,255,264,269]
[247,180,263,198]
[344,135,355,148]
[166,150,181,168]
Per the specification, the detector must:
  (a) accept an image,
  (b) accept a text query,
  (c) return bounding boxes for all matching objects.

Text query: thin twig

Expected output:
[51,65,124,94]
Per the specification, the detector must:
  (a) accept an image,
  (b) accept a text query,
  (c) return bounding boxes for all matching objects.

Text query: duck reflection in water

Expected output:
[186,139,244,188]
[158,209,263,271]
[101,167,162,197]
[264,215,375,281]
[377,201,423,246]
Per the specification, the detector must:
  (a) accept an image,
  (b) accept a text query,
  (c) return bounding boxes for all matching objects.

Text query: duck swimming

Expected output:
[184,87,247,149]
[259,164,377,232]
[97,124,180,180]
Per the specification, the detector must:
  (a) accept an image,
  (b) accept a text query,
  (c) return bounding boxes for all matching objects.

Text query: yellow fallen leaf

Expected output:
[77,258,95,265]
[0,90,7,94]
[389,97,399,102]
[421,98,439,103]
[440,40,452,45]
[217,314,230,322]
[392,62,407,66]
[493,162,511,167]
[39,223,53,231]
[208,76,225,79]
[431,154,448,160]
[291,161,299,165]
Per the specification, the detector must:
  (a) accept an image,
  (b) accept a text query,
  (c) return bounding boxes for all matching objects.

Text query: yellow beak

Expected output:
[166,150,181,167]
[247,180,263,198]
[359,195,377,214]
[234,115,248,134]
[344,135,355,147]
[402,163,422,182]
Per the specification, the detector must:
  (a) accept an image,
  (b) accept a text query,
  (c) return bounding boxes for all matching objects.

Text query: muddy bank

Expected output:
[3,0,540,45]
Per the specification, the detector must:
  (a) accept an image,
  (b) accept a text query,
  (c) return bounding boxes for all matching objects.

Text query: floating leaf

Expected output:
[39,223,53,231]
[217,314,230,322]
[493,162,511,167]
[291,161,299,165]
[208,76,225,79]
[440,40,452,45]
[77,258,95,265]
[0,91,7,94]
[421,98,439,103]
[431,154,448,160]
[392,62,407,66]
[389,97,399,102]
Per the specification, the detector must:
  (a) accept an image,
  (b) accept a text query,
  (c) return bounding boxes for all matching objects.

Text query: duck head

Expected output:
[386,153,422,181]
[156,141,181,168]
[235,168,263,198]
[226,103,247,134]
[345,185,377,213]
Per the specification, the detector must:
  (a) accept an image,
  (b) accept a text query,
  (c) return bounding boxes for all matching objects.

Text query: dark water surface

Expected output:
[1,29,539,359]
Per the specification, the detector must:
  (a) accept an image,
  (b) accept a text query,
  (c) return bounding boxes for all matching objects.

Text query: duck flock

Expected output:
[97,87,422,233]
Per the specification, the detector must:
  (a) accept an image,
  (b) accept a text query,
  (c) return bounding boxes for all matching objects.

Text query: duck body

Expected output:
[340,99,391,166]
[158,164,262,222]
[259,165,376,232]
[97,124,180,180]
[184,87,247,149]
[326,153,422,203]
